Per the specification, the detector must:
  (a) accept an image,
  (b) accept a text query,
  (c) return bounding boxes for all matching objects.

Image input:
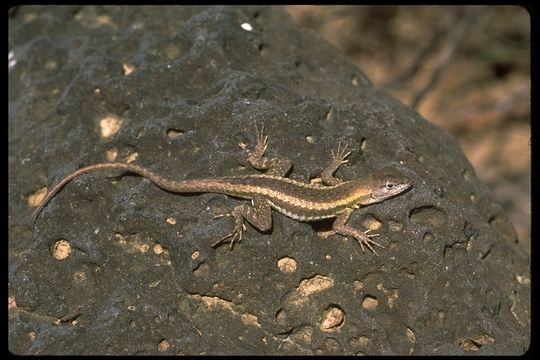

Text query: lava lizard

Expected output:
[32,128,412,255]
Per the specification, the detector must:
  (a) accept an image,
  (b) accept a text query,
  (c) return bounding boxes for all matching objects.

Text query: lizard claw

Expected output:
[253,124,269,155]
[352,229,385,256]
[211,225,244,249]
[364,229,381,238]
[332,142,352,164]
[212,211,246,249]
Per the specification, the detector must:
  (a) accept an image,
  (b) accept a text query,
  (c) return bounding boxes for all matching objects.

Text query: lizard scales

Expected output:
[32,129,412,255]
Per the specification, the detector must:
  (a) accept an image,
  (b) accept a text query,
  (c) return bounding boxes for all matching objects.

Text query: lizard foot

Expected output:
[331,142,352,165]
[352,229,385,256]
[320,142,353,186]
[211,224,247,249]
[254,123,269,155]
[212,212,247,249]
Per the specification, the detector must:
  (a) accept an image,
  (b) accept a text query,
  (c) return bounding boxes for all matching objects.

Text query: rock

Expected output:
[8,5,529,355]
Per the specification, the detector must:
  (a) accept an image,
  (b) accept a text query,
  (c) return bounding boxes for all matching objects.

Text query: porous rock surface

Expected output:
[8,5,529,355]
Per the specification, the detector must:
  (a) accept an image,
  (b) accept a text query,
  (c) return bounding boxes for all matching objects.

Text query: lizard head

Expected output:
[362,166,412,205]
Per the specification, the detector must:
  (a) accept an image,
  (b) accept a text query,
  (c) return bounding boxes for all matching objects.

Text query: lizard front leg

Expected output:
[212,197,272,249]
[332,208,384,256]
[321,142,352,186]
[247,125,292,177]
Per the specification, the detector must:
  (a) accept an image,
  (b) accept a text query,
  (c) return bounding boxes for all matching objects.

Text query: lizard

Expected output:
[32,128,412,255]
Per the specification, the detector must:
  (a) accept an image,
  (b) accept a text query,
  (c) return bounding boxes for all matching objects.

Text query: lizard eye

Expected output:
[385,181,394,190]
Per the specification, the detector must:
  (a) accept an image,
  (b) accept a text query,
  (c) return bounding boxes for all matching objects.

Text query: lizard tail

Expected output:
[31,162,176,224]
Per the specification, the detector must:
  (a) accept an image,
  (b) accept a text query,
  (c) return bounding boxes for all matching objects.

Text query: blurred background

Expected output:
[284,5,530,254]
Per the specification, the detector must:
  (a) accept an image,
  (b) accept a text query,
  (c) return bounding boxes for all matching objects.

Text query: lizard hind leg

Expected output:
[212,198,272,250]
[247,125,292,177]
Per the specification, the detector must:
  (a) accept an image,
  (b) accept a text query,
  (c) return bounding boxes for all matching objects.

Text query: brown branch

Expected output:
[411,6,486,109]
[383,25,448,91]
